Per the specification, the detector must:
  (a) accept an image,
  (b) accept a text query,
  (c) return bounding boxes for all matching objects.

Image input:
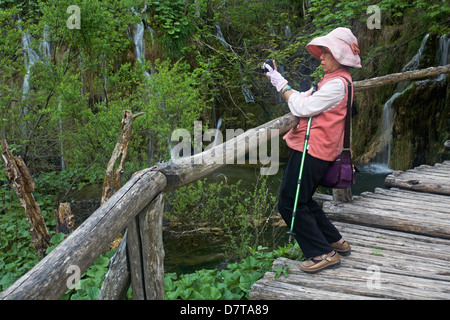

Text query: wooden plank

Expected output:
[359,193,450,213]
[99,195,165,300]
[250,278,384,300]
[0,169,167,300]
[263,260,450,299]
[323,200,450,238]
[374,187,450,205]
[346,196,450,218]
[334,222,450,255]
[370,188,450,208]
[385,169,450,195]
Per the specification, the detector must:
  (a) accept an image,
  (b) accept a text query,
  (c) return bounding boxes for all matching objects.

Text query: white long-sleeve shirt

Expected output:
[283,68,352,161]
[287,79,346,117]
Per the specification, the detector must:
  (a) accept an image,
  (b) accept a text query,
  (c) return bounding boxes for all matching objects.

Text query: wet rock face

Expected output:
[353,30,450,170]
[390,77,449,170]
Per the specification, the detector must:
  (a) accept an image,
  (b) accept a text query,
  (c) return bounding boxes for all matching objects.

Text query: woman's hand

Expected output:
[264,60,288,92]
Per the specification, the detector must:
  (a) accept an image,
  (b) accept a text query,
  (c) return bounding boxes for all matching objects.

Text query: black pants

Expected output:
[278,148,342,258]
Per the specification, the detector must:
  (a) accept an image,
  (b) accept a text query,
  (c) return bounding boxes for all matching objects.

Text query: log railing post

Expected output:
[127,193,165,300]
[97,231,131,300]
[0,169,166,300]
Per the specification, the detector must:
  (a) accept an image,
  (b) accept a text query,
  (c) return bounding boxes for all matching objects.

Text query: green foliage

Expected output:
[165,174,279,259]
[133,59,212,163]
[64,252,114,300]
[0,184,56,291]
[165,244,302,300]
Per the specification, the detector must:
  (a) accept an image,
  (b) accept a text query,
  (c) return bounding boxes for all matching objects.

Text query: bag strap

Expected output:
[342,77,353,156]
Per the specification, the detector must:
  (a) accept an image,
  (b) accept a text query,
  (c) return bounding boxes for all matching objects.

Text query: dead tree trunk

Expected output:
[54,202,74,234]
[101,110,144,205]
[101,110,144,250]
[1,139,51,258]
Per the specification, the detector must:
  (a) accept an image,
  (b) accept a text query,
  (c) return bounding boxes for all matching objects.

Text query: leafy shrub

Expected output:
[165,174,280,259]
[165,244,303,300]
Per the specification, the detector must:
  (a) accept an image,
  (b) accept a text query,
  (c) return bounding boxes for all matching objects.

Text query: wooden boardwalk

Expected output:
[250,161,450,300]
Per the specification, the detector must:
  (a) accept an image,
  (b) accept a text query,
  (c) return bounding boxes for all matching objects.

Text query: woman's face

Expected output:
[319,47,342,73]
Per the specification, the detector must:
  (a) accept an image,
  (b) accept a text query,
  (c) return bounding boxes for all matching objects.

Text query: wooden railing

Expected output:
[1,65,448,300]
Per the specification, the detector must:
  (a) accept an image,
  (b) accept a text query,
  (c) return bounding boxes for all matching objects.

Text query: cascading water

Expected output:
[285,25,292,39]
[365,34,429,174]
[133,22,150,78]
[212,117,222,149]
[39,25,51,60]
[214,25,231,50]
[434,34,450,82]
[214,24,255,104]
[19,19,40,100]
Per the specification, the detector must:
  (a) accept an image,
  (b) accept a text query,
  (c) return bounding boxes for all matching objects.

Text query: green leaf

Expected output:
[49,233,65,245]
[86,286,100,300]
[201,286,221,300]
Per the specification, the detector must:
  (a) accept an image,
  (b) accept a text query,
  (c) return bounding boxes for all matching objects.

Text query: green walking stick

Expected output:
[287,116,312,242]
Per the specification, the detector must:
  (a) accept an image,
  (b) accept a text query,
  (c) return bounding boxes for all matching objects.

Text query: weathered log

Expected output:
[1,139,51,258]
[97,231,131,300]
[323,192,450,238]
[334,221,450,261]
[102,110,144,250]
[353,64,450,92]
[54,202,74,234]
[127,193,165,300]
[0,169,166,300]
[153,112,297,191]
[384,170,450,195]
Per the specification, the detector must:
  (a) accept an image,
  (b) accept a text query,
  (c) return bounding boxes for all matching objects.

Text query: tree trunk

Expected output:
[54,202,74,234]
[101,110,144,205]
[101,110,144,250]
[1,139,51,258]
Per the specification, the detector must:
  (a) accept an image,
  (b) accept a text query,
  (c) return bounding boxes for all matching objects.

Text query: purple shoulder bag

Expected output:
[320,78,359,189]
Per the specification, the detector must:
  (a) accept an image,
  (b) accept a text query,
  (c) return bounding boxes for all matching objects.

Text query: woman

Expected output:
[264,27,361,273]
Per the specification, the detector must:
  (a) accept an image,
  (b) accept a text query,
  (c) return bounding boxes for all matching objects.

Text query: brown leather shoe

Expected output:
[300,252,340,273]
[331,240,351,256]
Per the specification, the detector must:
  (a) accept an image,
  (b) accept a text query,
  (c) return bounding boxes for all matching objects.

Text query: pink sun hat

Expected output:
[306,27,362,68]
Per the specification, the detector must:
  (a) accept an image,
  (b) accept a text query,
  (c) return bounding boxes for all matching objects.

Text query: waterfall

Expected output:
[371,34,429,173]
[39,25,51,60]
[214,24,255,103]
[434,34,450,82]
[212,117,222,149]
[241,84,254,103]
[133,22,150,78]
[214,25,231,50]
[19,19,40,100]
[285,25,292,39]
[401,34,429,73]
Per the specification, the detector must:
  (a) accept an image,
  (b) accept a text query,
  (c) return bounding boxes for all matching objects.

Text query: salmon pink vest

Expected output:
[283,68,352,162]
